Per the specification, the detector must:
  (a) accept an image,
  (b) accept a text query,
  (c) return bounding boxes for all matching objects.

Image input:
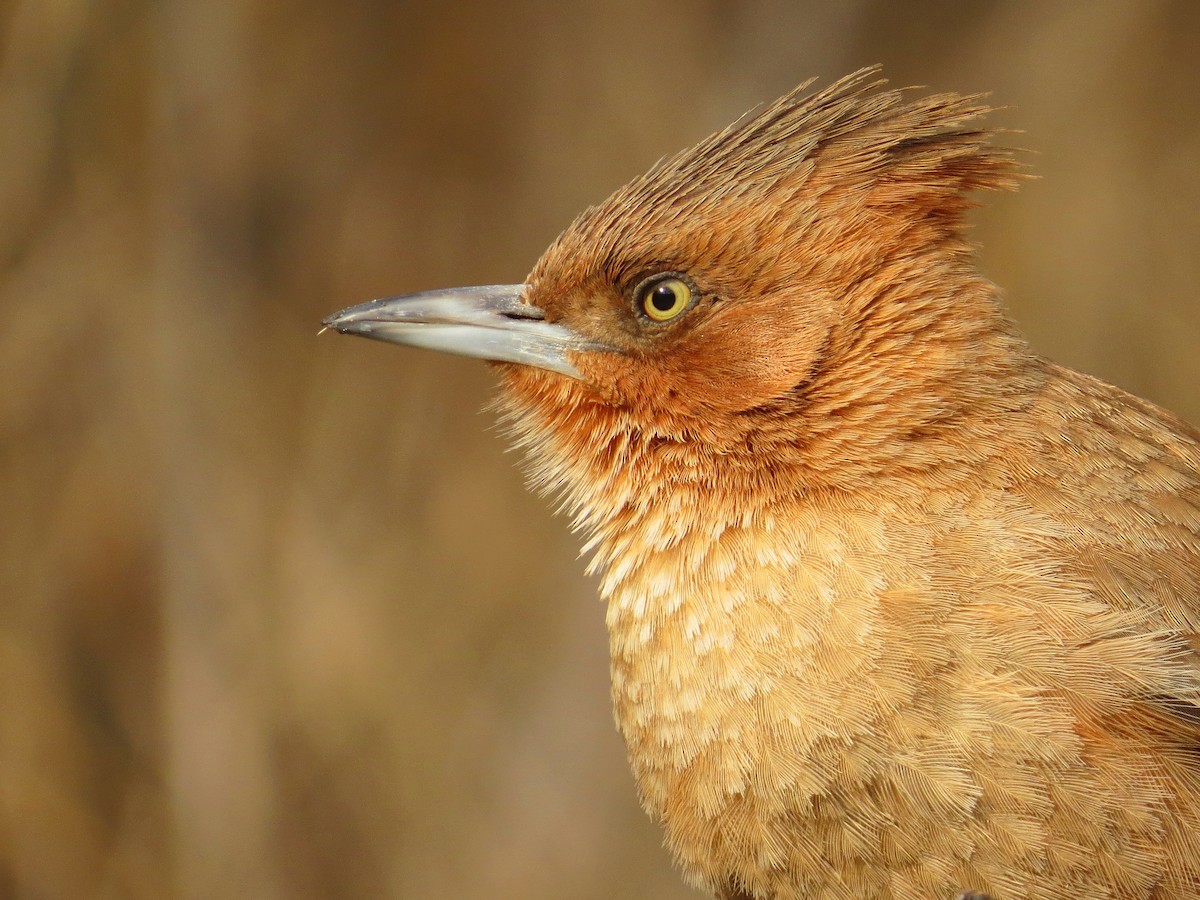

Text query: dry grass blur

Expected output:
[1,1,1198,898]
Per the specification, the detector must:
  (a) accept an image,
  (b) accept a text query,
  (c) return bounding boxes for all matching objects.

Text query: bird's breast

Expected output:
[591,459,1200,898]
[597,498,936,874]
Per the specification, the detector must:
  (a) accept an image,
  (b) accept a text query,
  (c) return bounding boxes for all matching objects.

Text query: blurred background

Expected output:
[2,1,1199,897]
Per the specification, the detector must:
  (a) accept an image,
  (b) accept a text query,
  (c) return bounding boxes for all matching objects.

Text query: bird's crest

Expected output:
[631,66,1018,214]
[545,67,1021,279]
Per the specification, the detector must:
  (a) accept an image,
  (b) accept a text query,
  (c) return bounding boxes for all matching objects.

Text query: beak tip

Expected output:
[321,310,361,334]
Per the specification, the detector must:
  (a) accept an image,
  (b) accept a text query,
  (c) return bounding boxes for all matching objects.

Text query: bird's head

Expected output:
[327,69,1033,514]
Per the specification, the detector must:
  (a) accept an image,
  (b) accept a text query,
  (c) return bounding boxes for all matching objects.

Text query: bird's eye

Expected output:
[638,276,694,323]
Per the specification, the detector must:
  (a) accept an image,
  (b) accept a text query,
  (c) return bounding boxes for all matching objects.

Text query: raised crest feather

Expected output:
[609,67,1020,227]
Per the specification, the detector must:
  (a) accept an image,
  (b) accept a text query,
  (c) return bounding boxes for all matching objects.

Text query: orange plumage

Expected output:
[327,69,1200,899]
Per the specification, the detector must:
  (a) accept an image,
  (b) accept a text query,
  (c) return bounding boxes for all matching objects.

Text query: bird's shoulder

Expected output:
[991,361,1200,742]
[1010,362,1200,631]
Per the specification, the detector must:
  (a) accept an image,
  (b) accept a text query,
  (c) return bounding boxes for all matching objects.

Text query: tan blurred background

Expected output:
[2,1,1199,897]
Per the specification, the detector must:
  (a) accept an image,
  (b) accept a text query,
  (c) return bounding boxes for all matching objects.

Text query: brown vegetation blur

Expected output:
[2,2,1198,898]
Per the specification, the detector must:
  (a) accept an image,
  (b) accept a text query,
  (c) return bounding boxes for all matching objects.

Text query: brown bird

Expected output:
[325,69,1200,899]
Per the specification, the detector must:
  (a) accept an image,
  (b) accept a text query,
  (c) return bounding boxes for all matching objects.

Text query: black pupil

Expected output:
[651,285,678,312]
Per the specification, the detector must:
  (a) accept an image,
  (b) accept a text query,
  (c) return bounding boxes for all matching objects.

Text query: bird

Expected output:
[324,69,1200,899]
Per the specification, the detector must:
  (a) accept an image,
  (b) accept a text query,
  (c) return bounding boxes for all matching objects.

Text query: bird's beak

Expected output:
[322,284,600,379]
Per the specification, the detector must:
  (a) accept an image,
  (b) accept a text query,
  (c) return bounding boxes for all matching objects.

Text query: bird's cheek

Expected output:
[601,359,748,421]
[675,322,825,414]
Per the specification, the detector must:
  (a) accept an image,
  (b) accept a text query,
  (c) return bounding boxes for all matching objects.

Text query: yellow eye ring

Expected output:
[639,276,694,322]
